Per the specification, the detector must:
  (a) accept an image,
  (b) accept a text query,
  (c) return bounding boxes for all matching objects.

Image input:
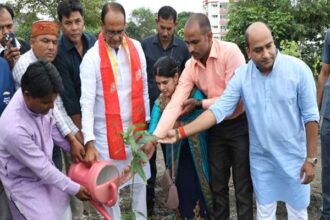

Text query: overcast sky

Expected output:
[116,0,204,17]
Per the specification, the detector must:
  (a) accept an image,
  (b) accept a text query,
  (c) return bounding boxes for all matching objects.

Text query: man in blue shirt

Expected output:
[0,57,14,115]
[159,22,319,220]
[141,6,190,215]
[0,57,15,219]
[317,28,330,220]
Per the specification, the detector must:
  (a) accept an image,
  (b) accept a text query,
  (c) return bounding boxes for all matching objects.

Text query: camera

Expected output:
[0,32,16,49]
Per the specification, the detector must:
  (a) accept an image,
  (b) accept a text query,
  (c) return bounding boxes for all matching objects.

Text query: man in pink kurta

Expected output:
[152,14,253,219]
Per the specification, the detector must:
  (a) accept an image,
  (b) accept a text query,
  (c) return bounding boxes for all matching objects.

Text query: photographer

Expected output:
[0,4,30,69]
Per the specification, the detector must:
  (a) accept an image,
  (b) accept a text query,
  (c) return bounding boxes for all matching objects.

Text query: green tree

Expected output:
[225,0,294,53]
[176,11,192,39]
[6,0,106,40]
[225,0,330,76]
[125,7,155,41]
[280,40,301,58]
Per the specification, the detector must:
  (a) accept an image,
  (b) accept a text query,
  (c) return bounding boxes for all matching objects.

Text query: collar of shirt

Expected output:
[152,34,179,50]
[191,40,217,69]
[61,32,92,52]
[29,49,38,61]
[252,50,280,77]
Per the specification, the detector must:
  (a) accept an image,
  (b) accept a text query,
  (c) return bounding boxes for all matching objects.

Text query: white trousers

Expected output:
[256,201,308,220]
[106,182,147,220]
[60,205,72,220]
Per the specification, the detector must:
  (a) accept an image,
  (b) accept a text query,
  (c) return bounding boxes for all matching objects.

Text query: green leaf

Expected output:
[128,138,138,152]
[130,161,140,174]
[130,211,136,220]
[134,210,147,219]
[135,133,157,145]
[126,125,135,136]
[135,150,148,163]
[135,165,147,182]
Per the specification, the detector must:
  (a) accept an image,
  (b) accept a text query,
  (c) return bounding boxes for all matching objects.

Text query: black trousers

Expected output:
[146,143,166,213]
[52,145,63,171]
[208,113,253,220]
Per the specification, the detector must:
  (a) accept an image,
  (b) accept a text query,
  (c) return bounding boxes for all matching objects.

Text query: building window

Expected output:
[212,15,218,18]
[212,3,218,7]
[220,14,227,19]
[220,3,228,8]
[212,25,219,29]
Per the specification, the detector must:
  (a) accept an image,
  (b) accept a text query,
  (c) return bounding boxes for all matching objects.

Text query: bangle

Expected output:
[178,126,186,139]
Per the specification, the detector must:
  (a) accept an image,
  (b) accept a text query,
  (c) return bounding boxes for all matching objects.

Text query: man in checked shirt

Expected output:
[12,20,85,168]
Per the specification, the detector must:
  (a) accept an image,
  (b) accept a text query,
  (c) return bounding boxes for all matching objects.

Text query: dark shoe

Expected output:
[147,199,154,217]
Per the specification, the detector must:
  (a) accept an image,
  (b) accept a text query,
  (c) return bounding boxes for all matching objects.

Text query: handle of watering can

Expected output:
[106,182,118,207]
[90,200,113,220]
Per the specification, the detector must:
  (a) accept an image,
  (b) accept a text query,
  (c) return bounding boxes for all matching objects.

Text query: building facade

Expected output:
[203,0,238,39]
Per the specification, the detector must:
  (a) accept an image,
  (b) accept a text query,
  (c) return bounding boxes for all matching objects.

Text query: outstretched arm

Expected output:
[159,110,216,144]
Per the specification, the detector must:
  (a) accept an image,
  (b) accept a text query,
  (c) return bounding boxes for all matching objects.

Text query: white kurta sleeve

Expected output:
[80,48,97,145]
[297,62,320,123]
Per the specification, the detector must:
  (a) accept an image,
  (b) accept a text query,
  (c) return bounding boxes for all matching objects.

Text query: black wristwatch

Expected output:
[306,157,318,166]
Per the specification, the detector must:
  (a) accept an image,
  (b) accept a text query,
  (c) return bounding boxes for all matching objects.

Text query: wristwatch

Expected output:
[306,157,318,166]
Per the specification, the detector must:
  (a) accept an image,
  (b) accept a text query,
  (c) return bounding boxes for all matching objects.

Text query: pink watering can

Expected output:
[68,161,121,220]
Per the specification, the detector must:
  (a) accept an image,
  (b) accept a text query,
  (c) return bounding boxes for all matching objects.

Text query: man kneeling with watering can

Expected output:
[0,60,90,220]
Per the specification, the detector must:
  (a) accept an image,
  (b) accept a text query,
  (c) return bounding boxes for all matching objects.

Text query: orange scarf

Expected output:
[98,32,146,160]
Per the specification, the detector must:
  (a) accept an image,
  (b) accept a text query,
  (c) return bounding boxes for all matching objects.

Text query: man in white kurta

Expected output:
[80,3,150,219]
[209,53,318,219]
[159,22,319,220]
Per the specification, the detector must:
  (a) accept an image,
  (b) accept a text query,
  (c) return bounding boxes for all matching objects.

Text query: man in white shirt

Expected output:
[80,2,150,219]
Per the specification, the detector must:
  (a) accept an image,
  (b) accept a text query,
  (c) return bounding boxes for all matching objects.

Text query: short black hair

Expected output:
[21,60,63,98]
[185,13,211,33]
[57,0,84,22]
[157,6,177,22]
[0,4,15,19]
[101,2,126,24]
[153,56,178,78]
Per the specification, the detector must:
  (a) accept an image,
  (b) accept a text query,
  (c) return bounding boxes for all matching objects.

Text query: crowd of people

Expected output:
[0,0,328,220]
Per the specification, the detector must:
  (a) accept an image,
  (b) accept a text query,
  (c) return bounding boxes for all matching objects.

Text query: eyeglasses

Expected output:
[104,29,124,37]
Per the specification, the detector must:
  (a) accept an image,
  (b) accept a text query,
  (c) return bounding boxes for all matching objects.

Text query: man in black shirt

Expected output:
[141,6,190,216]
[53,1,96,219]
[53,0,96,131]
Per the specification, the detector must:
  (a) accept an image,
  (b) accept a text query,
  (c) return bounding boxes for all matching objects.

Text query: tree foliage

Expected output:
[7,0,192,43]
[176,11,193,39]
[6,0,106,40]
[225,0,330,76]
[125,8,192,41]
[125,7,155,41]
